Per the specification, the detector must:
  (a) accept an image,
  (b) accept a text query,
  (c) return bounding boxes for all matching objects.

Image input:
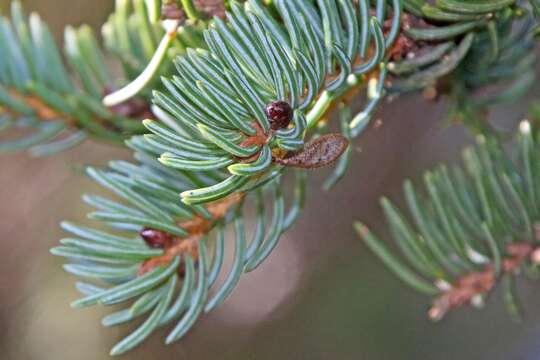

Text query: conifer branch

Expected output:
[0,0,210,155]
[392,1,537,135]
[51,148,306,355]
[140,0,401,207]
[4,0,535,356]
[356,119,540,321]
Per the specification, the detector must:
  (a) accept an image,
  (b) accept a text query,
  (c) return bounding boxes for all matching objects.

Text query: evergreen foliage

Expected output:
[0,0,205,155]
[356,120,540,321]
[1,0,539,356]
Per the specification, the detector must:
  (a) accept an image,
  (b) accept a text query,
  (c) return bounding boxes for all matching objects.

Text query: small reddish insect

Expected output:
[140,228,174,249]
[265,100,293,130]
[274,133,349,169]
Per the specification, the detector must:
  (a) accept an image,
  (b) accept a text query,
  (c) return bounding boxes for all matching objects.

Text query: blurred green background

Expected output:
[2,1,540,359]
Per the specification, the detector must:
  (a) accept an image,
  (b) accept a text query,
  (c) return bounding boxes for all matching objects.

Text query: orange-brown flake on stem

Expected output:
[239,121,269,148]
[236,121,271,163]
[25,96,68,121]
[387,33,416,61]
[428,242,537,321]
[385,14,417,61]
[429,267,495,321]
[138,236,201,275]
[4,88,73,124]
[205,192,244,219]
[502,242,534,273]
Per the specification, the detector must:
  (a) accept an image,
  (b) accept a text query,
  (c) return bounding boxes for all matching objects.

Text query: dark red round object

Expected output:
[265,101,293,130]
[140,228,174,249]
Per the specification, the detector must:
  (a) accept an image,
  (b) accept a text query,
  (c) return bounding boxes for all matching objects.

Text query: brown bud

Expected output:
[265,101,293,130]
[140,228,174,249]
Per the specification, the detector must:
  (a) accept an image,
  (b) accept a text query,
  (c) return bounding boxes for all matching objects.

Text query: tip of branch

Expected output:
[353,222,370,238]
[519,119,531,134]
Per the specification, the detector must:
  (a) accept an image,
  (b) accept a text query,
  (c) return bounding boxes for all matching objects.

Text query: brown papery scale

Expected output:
[265,101,293,130]
[161,2,185,21]
[194,0,227,18]
[274,133,349,169]
[140,228,174,249]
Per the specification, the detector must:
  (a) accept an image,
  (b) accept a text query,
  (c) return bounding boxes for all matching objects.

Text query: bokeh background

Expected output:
[2,1,540,359]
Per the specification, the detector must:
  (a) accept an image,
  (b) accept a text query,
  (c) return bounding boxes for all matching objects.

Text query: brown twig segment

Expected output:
[1,86,154,132]
[138,192,245,275]
[428,242,539,321]
[236,121,271,163]
[385,14,417,61]
[238,121,269,149]
[2,88,73,124]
